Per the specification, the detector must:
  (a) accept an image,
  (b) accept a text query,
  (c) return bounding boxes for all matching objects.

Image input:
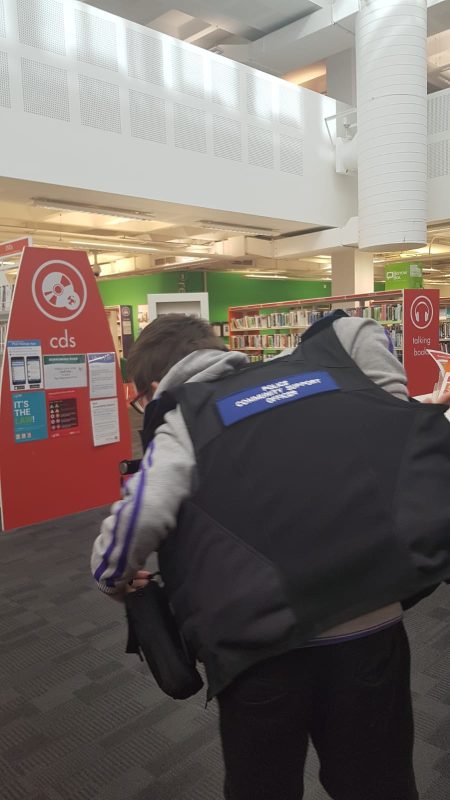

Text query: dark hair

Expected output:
[126,314,228,393]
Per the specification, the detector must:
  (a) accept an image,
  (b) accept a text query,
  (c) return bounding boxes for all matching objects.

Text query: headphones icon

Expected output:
[410,296,433,330]
[415,301,429,324]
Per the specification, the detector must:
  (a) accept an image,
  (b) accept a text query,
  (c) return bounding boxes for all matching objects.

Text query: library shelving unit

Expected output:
[0,268,16,367]
[229,289,440,396]
[229,290,404,361]
[439,299,450,354]
[105,305,123,360]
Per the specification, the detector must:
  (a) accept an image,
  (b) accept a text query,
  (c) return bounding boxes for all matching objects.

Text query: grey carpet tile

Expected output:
[0,483,449,799]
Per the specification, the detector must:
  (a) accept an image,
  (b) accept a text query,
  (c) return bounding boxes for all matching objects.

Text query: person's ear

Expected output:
[151,381,159,394]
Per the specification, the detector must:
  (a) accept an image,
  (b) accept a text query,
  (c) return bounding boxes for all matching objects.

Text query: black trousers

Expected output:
[217,623,418,800]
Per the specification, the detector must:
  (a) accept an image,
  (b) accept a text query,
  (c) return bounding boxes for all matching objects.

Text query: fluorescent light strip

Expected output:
[198,220,277,236]
[33,198,155,221]
[247,273,289,280]
[70,240,162,253]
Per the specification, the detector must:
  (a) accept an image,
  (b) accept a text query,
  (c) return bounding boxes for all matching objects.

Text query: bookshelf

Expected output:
[439,300,450,354]
[0,278,14,365]
[229,289,440,395]
[229,291,406,361]
[105,306,123,360]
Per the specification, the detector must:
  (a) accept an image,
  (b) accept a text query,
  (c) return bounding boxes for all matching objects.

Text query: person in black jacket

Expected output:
[91,312,450,800]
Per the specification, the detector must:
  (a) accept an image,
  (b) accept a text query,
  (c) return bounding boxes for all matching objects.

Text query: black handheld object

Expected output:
[119,459,142,476]
[125,578,203,700]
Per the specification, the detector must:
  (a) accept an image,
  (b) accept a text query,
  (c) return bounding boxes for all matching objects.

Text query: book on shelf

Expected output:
[231,309,323,331]
[439,321,450,341]
[347,304,402,322]
[231,333,302,350]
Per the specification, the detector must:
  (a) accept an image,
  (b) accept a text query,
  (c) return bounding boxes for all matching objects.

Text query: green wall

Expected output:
[205,273,331,322]
[97,272,203,334]
[97,271,331,330]
[98,272,388,335]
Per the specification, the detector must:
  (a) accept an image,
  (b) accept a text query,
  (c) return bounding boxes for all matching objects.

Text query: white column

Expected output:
[332,250,374,296]
[356,0,428,251]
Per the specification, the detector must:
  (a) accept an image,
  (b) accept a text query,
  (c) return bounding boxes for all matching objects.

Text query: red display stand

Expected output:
[403,289,440,396]
[0,248,132,530]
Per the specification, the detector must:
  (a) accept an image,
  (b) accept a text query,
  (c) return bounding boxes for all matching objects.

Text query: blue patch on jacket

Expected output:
[216,371,340,426]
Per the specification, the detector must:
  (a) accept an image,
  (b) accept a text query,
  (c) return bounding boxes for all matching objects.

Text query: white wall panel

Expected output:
[0,0,356,229]
[212,115,242,162]
[129,89,166,144]
[75,8,118,72]
[0,1,6,38]
[22,56,70,120]
[428,88,450,222]
[126,29,164,86]
[211,60,240,110]
[78,74,121,132]
[17,0,66,55]
[0,50,10,107]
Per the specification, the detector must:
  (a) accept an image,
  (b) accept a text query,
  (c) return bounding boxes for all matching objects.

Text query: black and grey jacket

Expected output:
[91,317,420,693]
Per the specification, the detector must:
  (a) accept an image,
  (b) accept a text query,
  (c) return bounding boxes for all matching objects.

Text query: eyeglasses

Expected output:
[129,390,148,415]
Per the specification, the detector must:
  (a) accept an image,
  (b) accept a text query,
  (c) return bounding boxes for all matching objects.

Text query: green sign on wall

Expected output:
[385,263,423,290]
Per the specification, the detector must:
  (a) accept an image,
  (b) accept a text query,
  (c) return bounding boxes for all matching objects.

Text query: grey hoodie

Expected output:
[91,317,407,640]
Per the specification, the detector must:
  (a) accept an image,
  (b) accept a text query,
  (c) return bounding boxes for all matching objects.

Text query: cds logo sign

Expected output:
[410,295,434,330]
[31,261,87,322]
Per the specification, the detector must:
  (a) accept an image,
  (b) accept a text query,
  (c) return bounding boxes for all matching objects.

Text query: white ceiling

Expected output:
[78,0,450,94]
[79,0,322,49]
[0,176,329,279]
[1,177,450,286]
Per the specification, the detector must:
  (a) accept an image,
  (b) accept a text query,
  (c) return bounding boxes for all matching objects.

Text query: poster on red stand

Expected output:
[0,248,132,530]
[403,289,440,397]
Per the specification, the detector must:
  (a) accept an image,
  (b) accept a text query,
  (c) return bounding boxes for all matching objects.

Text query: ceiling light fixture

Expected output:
[246,273,289,280]
[198,220,278,236]
[32,198,155,221]
[69,240,162,253]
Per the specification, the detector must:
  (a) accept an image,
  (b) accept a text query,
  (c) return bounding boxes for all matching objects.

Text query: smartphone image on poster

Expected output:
[26,355,42,386]
[11,356,26,387]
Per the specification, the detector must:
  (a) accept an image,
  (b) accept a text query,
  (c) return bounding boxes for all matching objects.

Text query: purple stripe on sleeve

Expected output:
[111,441,155,580]
[94,501,127,583]
[384,328,395,354]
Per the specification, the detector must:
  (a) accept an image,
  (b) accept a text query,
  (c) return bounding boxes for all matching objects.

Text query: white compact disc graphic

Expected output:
[32,260,87,321]
[42,272,81,310]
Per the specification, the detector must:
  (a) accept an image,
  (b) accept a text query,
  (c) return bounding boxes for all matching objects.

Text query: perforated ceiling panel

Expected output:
[428,93,450,136]
[21,57,69,120]
[248,125,274,170]
[247,73,273,121]
[174,103,207,153]
[279,83,303,129]
[129,89,166,143]
[0,0,6,38]
[0,50,10,108]
[211,60,240,110]
[17,0,66,56]
[213,115,242,161]
[75,9,118,72]
[78,74,121,133]
[171,44,204,99]
[428,140,449,179]
[126,29,164,86]
[280,133,303,176]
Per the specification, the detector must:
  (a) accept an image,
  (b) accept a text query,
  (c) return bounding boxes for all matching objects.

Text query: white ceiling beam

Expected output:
[184,24,219,44]
[219,5,356,75]
[273,218,359,260]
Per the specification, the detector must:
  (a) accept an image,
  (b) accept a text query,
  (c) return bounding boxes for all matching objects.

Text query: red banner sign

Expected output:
[0,248,131,530]
[403,289,440,396]
[0,237,31,257]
